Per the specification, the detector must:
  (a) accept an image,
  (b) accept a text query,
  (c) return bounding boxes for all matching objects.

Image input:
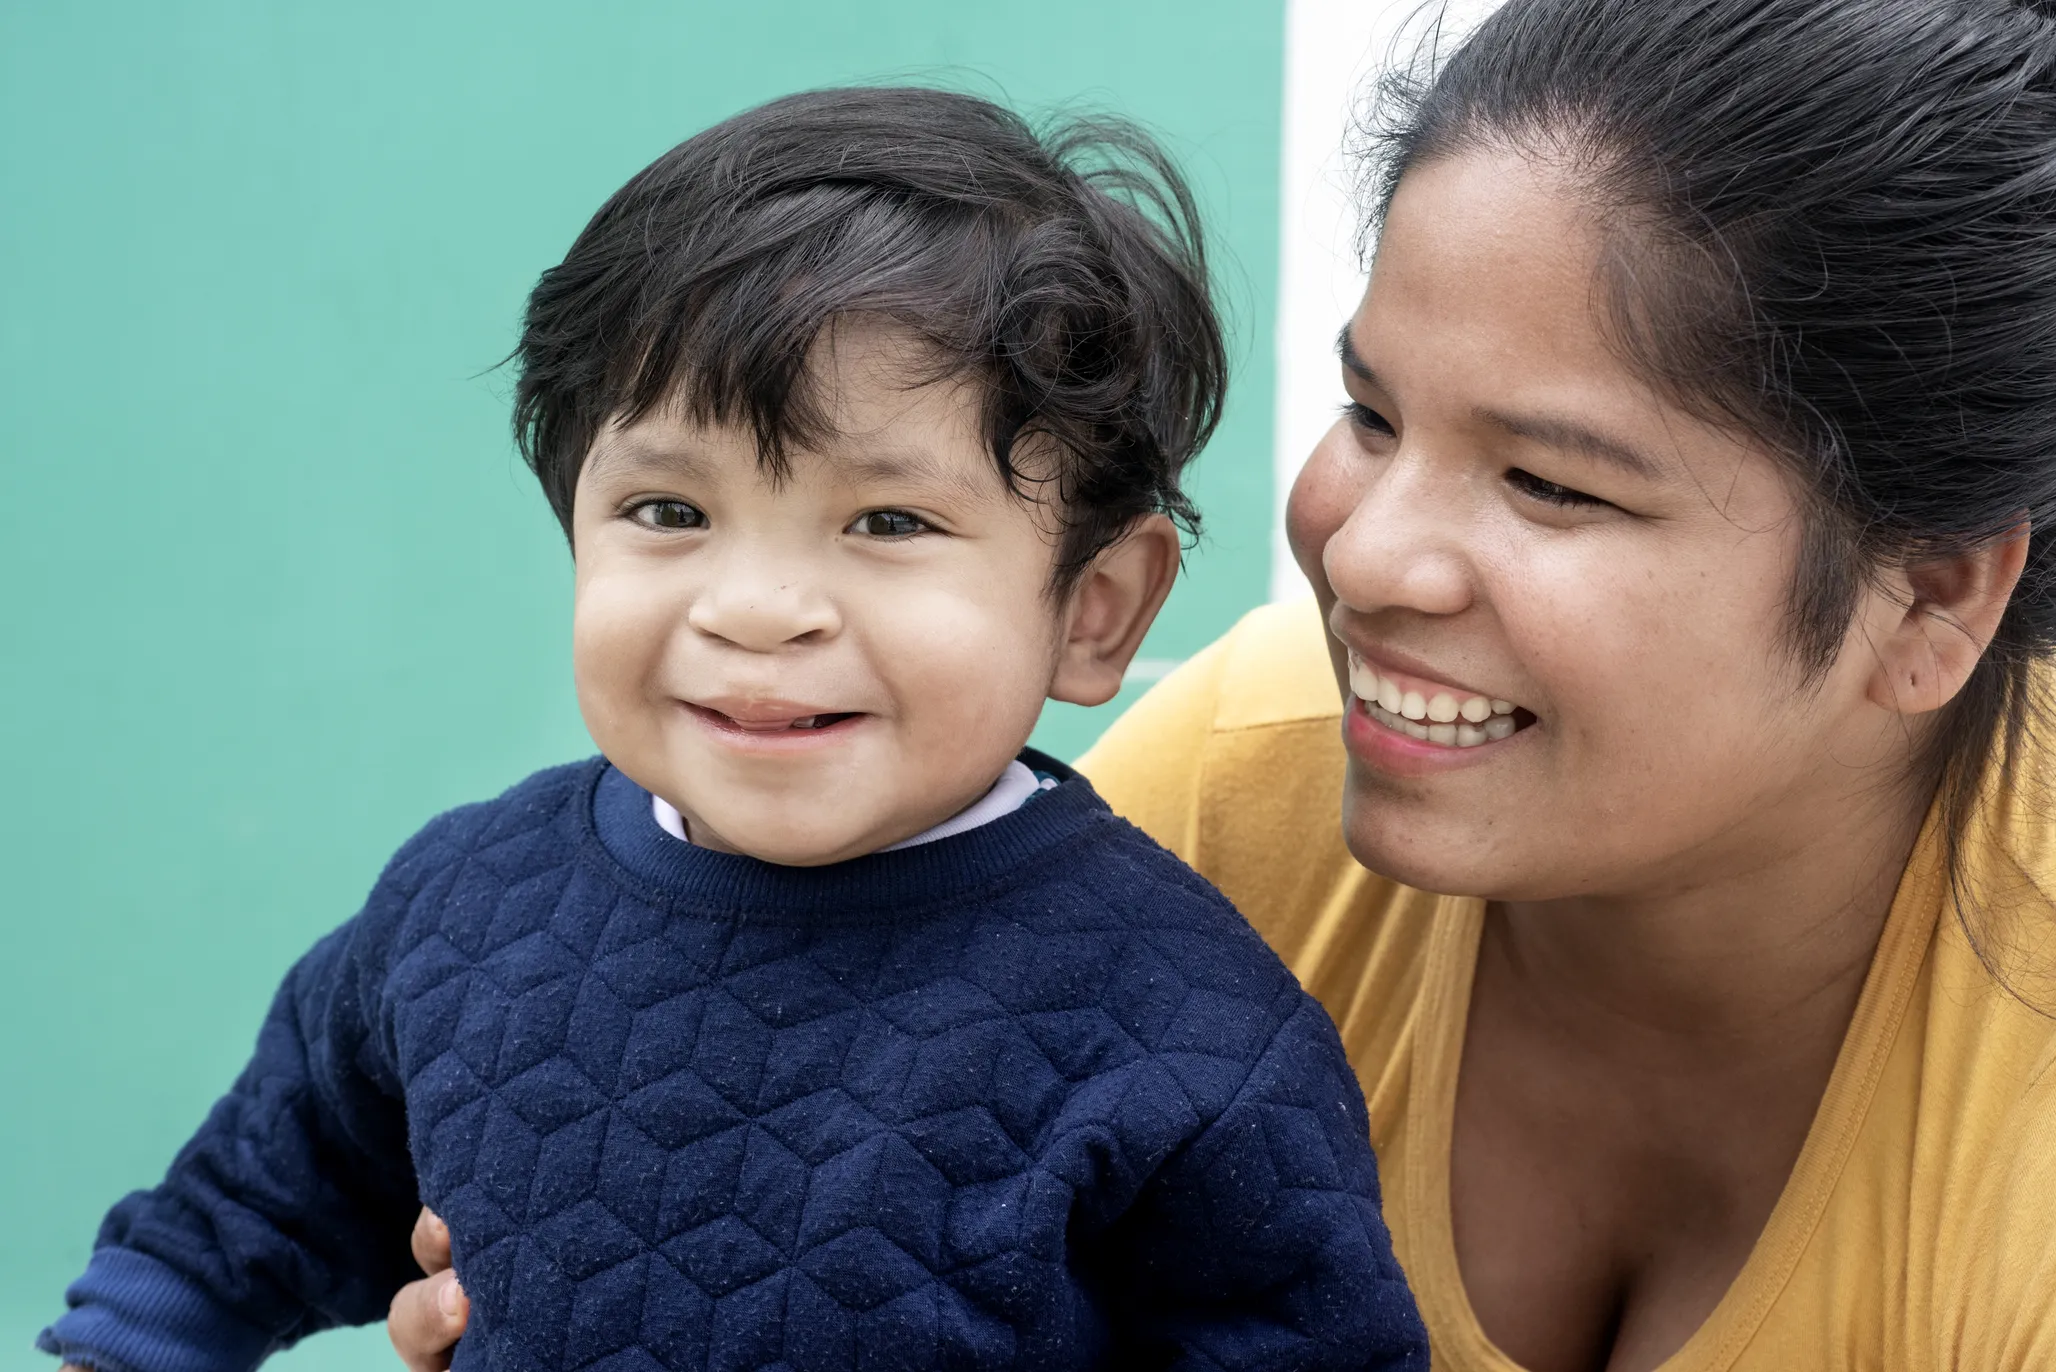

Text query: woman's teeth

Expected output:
[1347,655,1520,749]
[1364,702,1516,747]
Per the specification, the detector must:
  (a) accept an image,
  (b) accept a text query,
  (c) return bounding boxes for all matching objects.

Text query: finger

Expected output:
[387,1268,468,1372]
[410,1206,453,1275]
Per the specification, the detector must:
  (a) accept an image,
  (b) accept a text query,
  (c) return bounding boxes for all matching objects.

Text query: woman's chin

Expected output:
[1339,783,1535,901]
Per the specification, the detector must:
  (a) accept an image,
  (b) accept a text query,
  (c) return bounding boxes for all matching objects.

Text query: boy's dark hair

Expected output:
[513,85,1226,590]
[1372,0,2056,993]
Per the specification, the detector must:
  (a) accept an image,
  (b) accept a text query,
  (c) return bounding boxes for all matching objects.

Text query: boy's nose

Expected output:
[686,573,841,651]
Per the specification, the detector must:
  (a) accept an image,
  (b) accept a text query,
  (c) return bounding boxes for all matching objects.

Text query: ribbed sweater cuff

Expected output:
[37,1248,276,1372]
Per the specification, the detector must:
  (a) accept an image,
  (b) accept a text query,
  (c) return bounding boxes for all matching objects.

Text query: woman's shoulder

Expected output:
[1080,599,1342,850]
[1851,742,2056,1368]
[1947,698,2056,1018]
[1906,924,2056,1368]
[1080,600,1346,885]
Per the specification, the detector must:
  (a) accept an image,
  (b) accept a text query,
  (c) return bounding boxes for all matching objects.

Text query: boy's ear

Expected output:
[1049,515,1183,708]
[1863,521,2030,717]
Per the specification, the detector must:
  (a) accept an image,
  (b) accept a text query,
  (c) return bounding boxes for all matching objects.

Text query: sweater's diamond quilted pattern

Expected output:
[66,761,1427,1371]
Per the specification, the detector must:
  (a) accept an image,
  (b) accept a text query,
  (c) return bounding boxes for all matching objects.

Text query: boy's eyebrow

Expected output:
[831,446,1005,504]
[586,434,1004,503]
[583,437,716,485]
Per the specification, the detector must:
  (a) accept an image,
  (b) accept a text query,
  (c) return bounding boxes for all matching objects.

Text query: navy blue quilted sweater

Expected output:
[43,755,1426,1372]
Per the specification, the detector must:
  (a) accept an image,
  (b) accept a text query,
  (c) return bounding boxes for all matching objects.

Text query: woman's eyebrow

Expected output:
[1474,407,1664,477]
[1337,325,1661,477]
[1336,327,1379,385]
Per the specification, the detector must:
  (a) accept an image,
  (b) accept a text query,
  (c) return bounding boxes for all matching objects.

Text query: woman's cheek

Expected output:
[1286,422,1366,597]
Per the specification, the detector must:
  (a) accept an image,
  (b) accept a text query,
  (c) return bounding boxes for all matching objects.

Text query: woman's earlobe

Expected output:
[1047,515,1183,708]
[1864,524,2030,716]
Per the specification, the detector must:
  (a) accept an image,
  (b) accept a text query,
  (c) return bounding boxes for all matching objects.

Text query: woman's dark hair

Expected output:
[513,85,1225,591]
[1372,0,2056,983]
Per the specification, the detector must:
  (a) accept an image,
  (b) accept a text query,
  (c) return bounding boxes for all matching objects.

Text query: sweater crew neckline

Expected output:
[584,749,1108,922]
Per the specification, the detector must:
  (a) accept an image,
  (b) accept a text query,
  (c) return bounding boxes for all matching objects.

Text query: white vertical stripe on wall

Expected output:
[1269,0,1504,602]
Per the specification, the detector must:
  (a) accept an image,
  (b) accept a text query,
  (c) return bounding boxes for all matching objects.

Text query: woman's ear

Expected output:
[1865,523,2030,716]
[1048,515,1183,708]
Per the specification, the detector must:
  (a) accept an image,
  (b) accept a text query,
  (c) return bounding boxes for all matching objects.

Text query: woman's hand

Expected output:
[387,1207,469,1372]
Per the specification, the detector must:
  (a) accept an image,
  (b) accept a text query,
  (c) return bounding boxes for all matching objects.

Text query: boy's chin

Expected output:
[685,806,930,867]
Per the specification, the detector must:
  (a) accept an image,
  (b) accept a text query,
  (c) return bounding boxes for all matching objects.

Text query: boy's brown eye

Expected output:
[849,509,926,537]
[634,500,706,530]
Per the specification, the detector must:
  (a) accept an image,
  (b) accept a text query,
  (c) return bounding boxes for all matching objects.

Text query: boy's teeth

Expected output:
[1346,650,1520,746]
[790,716,817,729]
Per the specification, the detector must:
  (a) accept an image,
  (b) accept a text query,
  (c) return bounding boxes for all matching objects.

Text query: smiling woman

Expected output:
[1089,1,2056,1370]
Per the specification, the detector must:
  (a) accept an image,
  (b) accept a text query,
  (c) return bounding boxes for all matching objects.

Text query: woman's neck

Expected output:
[1450,770,1939,1372]
[1487,772,1932,1058]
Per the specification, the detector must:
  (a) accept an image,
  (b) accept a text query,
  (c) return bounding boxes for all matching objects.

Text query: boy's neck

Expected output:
[653,757,1053,860]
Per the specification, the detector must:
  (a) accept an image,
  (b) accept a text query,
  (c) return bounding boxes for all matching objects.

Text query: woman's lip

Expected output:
[1340,642,1505,707]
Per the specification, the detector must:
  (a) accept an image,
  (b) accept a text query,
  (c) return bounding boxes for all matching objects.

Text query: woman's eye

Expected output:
[1343,401,1395,437]
[849,509,928,538]
[1506,468,1609,510]
[632,500,707,530]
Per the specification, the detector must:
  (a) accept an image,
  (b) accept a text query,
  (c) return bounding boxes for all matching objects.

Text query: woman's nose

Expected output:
[1321,449,1477,619]
[685,556,841,651]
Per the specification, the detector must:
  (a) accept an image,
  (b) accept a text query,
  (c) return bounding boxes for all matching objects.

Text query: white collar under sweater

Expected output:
[651,759,1056,852]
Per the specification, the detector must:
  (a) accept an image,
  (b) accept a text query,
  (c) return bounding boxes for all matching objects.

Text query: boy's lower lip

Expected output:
[1341,694,1524,776]
[681,702,869,749]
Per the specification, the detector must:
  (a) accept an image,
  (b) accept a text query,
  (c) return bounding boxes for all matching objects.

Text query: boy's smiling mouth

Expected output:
[684,698,866,739]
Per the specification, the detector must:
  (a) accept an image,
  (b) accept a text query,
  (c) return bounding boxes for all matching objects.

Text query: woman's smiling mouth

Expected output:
[1344,650,1536,750]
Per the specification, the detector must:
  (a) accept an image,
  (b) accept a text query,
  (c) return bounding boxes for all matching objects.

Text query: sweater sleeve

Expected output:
[1099,996,1429,1371]
[39,854,429,1372]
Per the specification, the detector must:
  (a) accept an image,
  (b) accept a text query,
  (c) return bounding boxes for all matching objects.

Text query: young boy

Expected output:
[42,88,1426,1372]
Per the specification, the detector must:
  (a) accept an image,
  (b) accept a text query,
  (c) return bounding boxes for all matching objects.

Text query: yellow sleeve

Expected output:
[1075,633,1233,864]
[1949,1064,2056,1369]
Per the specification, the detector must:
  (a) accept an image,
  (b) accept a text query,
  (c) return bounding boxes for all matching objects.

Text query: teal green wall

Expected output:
[0,2,1282,1360]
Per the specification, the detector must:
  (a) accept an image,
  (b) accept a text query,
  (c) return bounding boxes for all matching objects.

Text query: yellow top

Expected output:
[1079,600,2056,1372]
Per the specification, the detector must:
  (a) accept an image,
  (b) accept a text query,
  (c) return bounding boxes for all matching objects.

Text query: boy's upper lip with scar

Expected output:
[683,695,866,733]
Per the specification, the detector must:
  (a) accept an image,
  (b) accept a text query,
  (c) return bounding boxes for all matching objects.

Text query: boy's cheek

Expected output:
[875,589,1056,721]
[571,591,671,749]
